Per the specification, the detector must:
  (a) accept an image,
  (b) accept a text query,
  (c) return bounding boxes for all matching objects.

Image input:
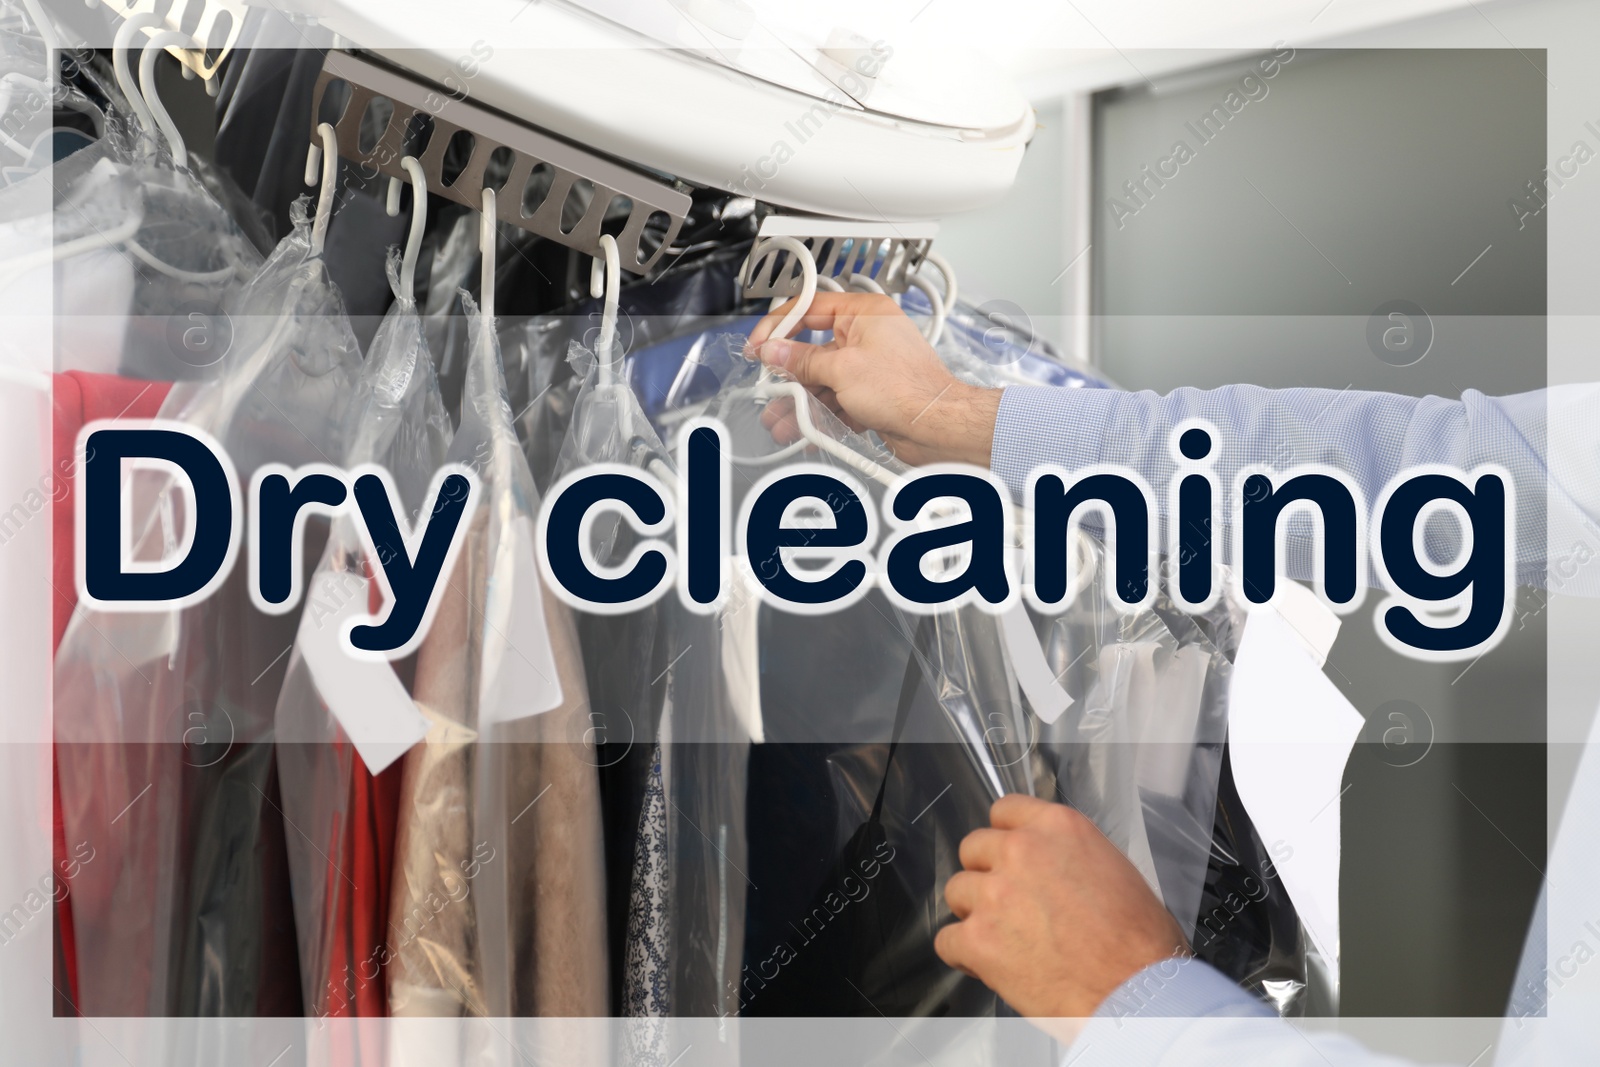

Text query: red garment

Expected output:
[50,372,402,1036]
[314,569,403,1067]
[328,752,404,1017]
[49,372,171,1016]
[50,371,171,648]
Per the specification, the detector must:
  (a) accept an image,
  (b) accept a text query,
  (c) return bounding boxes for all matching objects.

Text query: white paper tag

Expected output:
[480,516,564,724]
[1000,603,1074,725]
[721,567,766,744]
[1268,580,1342,667]
[299,569,431,774]
[1228,601,1362,991]
[1133,643,1210,797]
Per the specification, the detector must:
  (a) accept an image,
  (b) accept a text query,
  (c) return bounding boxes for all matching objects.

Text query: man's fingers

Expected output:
[989,793,1057,830]
[944,869,987,919]
[748,291,900,349]
[754,337,843,390]
[760,395,796,430]
[746,295,805,350]
[813,387,866,433]
[760,399,803,446]
[785,291,902,336]
[933,919,981,979]
[958,828,1007,872]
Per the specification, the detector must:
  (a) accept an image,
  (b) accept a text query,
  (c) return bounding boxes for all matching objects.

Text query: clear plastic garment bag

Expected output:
[28,39,265,381]
[55,197,361,1053]
[28,4,1314,1043]
[383,292,607,1065]
[273,247,454,1045]
[1022,541,1312,1011]
[645,333,1037,1030]
[549,340,752,1062]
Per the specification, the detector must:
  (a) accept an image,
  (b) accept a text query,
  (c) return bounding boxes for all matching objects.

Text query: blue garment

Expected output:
[988,382,1600,1065]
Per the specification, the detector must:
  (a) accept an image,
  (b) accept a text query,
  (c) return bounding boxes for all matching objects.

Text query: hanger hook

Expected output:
[924,250,957,310]
[140,29,203,169]
[589,233,620,384]
[20,0,59,54]
[752,236,818,344]
[386,156,428,302]
[844,272,886,295]
[915,250,957,346]
[479,185,497,326]
[727,235,899,477]
[309,122,338,255]
[905,272,946,346]
[112,12,163,143]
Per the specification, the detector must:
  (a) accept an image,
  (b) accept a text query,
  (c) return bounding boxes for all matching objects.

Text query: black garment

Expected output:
[1191,746,1311,1013]
[214,46,405,336]
[743,611,1012,1018]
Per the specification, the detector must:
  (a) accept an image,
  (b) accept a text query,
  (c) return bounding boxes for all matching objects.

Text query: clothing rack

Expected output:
[740,215,939,301]
[34,1,1309,1040]
[91,0,244,78]
[309,49,693,275]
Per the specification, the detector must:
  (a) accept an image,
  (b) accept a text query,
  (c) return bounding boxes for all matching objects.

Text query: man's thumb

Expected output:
[757,337,834,387]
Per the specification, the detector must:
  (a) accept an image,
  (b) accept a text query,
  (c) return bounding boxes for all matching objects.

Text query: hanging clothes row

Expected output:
[13,9,1314,1067]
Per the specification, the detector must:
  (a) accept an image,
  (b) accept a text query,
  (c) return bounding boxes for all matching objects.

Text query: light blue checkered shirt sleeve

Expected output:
[991,383,1600,594]
[1066,957,1422,1066]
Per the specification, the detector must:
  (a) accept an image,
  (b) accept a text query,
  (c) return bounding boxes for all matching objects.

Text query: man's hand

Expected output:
[935,795,1190,1030]
[746,292,1002,467]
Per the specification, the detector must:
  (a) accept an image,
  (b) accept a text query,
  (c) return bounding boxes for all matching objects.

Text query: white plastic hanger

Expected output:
[0,72,105,158]
[905,272,945,346]
[139,28,205,168]
[740,240,1079,562]
[112,12,163,141]
[21,22,225,286]
[730,236,910,486]
[304,122,339,256]
[589,233,620,385]
[20,0,58,54]
[479,184,496,324]
[385,155,428,301]
[114,14,218,160]
[843,272,886,295]
[811,246,947,348]
[659,234,817,416]
[0,212,141,288]
[746,235,818,343]
[578,231,677,488]
[909,249,956,346]
[106,15,240,283]
[924,250,958,310]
